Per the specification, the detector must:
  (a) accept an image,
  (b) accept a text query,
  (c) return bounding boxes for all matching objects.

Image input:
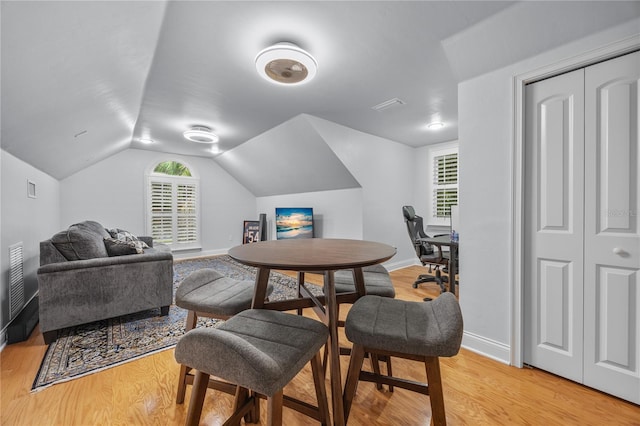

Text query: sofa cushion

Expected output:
[103,237,141,256]
[51,222,110,261]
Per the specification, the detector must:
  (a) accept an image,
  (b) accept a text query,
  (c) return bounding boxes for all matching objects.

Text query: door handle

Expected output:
[613,247,628,257]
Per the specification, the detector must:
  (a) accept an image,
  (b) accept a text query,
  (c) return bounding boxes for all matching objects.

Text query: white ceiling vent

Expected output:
[371,98,406,112]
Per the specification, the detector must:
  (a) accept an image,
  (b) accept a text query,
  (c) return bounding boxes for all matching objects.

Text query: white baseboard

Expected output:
[172,248,228,260]
[384,258,420,271]
[461,331,511,365]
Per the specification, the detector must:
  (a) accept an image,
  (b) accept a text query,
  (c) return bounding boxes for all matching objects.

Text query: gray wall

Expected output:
[257,188,364,242]
[60,149,257,256]
[457,18,640,362]
[0,150,61,339]
[307,116,418,268]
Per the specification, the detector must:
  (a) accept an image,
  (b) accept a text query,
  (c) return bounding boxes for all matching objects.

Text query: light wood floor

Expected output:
[2,265,639,425]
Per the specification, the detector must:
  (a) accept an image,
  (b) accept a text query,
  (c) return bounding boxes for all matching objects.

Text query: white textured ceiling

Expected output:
[2,1,638,180]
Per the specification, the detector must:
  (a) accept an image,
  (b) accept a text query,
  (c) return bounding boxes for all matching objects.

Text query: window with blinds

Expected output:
[433,152,458,218]
[147,162,200,250]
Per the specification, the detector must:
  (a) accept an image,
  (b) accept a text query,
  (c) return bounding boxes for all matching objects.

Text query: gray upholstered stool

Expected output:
[334,264,396,298]
[175,309,330,426]
[175,268,273,404]
[333,264,396,390]
[343,293,463,426]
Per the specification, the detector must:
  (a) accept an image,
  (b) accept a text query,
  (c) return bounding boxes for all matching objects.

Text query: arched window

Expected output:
[146,160,200,251]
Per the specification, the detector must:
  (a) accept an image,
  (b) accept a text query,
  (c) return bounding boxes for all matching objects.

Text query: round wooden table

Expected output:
[228,238,396,426]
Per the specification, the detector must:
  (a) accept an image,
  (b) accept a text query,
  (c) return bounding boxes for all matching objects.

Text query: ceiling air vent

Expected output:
[371,98,406,112]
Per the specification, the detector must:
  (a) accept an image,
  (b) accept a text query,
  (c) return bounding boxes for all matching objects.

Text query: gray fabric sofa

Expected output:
[37,220,173,344]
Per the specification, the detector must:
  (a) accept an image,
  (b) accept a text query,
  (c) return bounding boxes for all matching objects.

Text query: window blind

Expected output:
[149,179,199,248]
[433,152,458,218]
[176,183,197,244]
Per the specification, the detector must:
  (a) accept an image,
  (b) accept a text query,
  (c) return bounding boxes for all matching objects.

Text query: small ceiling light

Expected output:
[427,122,445,130]
[255,42,317,85]
[138,138,154,144]
[183,126,219,143]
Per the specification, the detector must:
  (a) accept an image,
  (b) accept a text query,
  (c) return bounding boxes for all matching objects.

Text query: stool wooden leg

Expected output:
[342,343,365,423]
[251,390,261,424]
[310,351,330,425]
[177,311,199,404]
[369,353,383,390]
[233,386,253,424]
[185,370,209,426]
[267,389,283,426]
[385,356,394,392]
[176,364,190,404]
[425,356,446,426]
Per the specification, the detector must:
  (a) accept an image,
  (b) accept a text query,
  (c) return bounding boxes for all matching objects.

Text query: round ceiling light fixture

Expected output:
[427,122,445,130]
[183,126,219,143]
[255,42,317,85]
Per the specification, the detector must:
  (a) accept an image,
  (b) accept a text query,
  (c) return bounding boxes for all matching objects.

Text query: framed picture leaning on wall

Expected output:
[242,220,261,244]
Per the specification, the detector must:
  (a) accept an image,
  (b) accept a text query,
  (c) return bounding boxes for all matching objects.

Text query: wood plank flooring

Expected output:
[2,265,639,425]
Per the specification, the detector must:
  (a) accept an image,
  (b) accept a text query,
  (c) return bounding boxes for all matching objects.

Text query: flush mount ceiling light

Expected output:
[255,42,317,85]
[427,122,445,130]
[138,138,154,144]
[183,126,219,143]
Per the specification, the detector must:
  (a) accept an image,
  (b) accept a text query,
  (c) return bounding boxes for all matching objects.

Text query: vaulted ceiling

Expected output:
[2,1,638,180]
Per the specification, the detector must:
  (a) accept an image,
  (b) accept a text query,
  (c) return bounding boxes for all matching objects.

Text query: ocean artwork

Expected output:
[276,207,314,239]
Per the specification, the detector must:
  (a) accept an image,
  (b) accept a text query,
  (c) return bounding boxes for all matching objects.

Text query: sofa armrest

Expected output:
[138,236,153,247]
[40,240,69,266]
[37,249,172,274]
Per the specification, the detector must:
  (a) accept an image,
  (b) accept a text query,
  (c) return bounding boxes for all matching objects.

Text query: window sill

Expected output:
[169,245,202,253]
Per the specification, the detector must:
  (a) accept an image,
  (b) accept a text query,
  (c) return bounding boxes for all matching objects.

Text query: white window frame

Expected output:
[427,142,459,227]
[145,162,201,251]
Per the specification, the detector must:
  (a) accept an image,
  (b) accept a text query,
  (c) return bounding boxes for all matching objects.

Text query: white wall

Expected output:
[60,148,257,257]
[307,116,418,269]
[458,19,640,362]
[256,188,363,240]
[0,150,60,339]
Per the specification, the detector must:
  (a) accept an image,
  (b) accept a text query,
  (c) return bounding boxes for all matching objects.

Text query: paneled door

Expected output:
[524,68,585,383]
[583,52,639,403]
[524,51,639,404]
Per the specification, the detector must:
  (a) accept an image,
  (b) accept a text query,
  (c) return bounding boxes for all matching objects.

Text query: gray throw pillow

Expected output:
[107,228,150,250]
[51,222,109,260]
[103,237,141,256]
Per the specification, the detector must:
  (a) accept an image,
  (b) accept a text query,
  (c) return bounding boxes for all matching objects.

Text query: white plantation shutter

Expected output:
[431,150,458,219]
[176,183,197,244]
[147,175,200,250]
[150,182,174,244]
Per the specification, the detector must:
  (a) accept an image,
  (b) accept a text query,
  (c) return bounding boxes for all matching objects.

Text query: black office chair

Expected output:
[402,205,450,294]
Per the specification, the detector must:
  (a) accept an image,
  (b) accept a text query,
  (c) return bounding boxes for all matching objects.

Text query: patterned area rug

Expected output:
[32,255,317,391]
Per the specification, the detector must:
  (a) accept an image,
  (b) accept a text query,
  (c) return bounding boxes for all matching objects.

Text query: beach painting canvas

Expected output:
[275,207,314,239]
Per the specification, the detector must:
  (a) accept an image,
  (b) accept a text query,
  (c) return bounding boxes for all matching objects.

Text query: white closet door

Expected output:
[583,51,640,404]
[524,68,585,382]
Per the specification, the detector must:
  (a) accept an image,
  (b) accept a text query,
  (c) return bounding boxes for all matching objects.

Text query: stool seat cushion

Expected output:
[345,293,463,357]
[333,264,395,298]
[176,268,271,317]
[175,309,328,397]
